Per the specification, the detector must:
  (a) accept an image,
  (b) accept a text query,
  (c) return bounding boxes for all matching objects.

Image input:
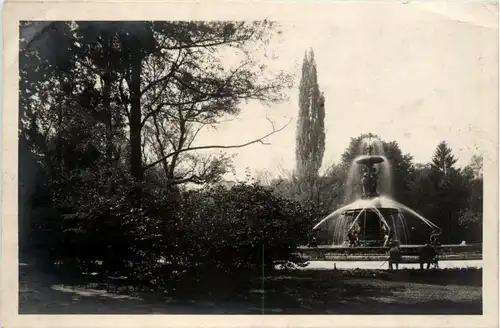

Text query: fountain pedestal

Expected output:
[343,208,397,247]
[356,154,384,199]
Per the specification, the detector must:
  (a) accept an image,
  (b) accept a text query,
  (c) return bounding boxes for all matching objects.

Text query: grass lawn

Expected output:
[19,260,482,315]
[257,269,481,314]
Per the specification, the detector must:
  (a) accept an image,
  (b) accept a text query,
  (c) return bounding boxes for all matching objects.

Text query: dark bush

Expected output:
[50,174,317,292]
[51,164,164,280]
[159,183,318,285]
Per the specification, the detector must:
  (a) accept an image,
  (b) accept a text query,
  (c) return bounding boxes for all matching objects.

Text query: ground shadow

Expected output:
[19,261,482,315]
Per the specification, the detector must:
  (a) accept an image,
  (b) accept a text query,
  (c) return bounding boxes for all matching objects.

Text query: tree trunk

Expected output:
[152,113,169,177]
[129,48,144,202]
[102,32,113,162]
[102,33,116,194]
[56,104,63,177]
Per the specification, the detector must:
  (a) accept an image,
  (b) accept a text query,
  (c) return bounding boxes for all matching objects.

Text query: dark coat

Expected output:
[389,247,401,262]
[419,245,437,262]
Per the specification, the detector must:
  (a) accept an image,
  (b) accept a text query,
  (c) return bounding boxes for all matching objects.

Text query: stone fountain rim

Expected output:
[342,207,401,213]
[354,155,385,165]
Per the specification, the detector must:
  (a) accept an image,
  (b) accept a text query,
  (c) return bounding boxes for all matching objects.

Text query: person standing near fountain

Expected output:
[387,240,401,270]
[419,243,438,270]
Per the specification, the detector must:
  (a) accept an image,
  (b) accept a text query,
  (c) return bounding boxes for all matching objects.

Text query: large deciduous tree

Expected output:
[20,21,293,198]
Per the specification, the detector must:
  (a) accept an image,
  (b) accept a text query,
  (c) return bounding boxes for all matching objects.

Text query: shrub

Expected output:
[161,183,318,282]
[50,174,317,292]
[51,163,171,281]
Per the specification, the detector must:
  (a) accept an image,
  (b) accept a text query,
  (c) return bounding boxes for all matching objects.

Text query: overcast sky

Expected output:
[196,2,498,180]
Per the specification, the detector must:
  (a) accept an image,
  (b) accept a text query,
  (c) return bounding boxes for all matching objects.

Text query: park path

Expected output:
[19,261,164,314]
[303,260,483,270]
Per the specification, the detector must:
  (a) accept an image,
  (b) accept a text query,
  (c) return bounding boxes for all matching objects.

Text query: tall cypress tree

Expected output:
[296,49,325,178]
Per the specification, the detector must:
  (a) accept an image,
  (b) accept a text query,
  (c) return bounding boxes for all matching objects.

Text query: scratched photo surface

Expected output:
[7,1,497,321]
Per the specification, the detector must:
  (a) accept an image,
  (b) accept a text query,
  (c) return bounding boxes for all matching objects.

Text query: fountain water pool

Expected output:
[314,195,440,246]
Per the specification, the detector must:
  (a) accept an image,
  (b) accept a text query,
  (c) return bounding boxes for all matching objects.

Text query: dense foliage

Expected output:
[172,184,317,275]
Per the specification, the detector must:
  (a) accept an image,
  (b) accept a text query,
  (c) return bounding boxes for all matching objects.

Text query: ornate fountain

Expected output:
[340,142,397,245]
[314,137,440,247]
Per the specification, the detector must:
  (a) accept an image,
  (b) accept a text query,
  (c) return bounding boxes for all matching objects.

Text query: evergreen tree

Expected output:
[430,141,458,178]
[467,154,483,180]
[428,141,468,243]
[295,49,325,178]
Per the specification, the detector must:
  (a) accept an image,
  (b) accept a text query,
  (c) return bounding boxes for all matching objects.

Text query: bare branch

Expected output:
[142,117,292,172]
[186,123,206,148]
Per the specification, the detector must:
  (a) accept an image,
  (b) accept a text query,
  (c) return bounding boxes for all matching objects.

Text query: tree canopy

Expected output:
[20,21,294,199]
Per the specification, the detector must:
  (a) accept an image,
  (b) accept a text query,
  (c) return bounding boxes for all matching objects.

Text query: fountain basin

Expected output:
[297,244,483,262]
[298,243,483,254]
[313,195,441,246]
[355,155,385,166]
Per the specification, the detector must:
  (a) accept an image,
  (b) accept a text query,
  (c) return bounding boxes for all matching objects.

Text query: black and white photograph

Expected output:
[2,1,499,326]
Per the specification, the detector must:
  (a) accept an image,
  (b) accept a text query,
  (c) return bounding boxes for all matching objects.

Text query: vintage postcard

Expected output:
[2,1,499,327]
